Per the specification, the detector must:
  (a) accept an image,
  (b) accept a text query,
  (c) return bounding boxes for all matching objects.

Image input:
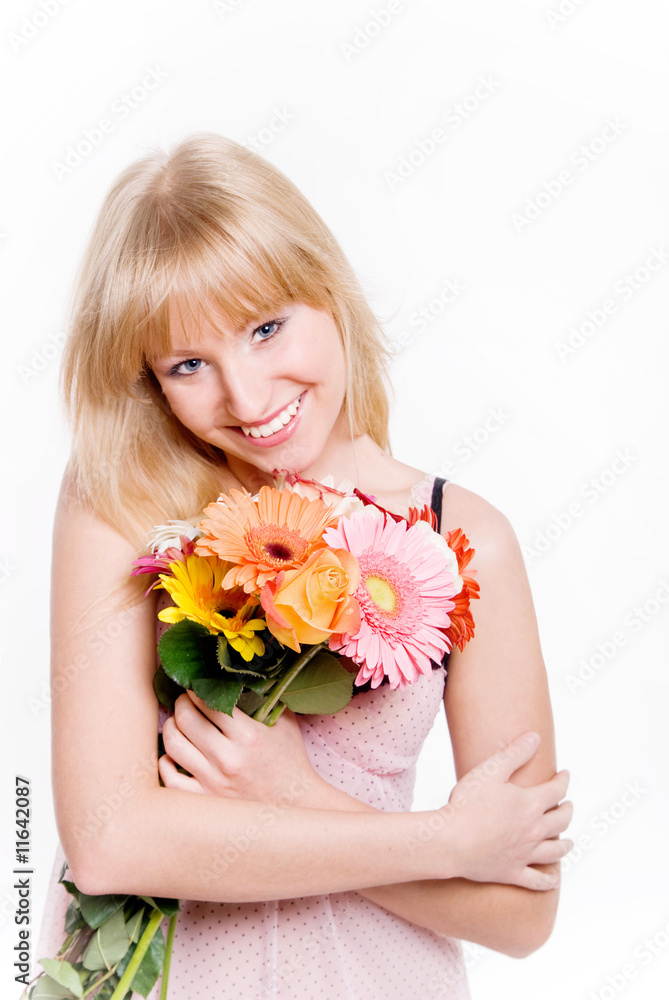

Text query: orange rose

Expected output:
[260,547,361,652]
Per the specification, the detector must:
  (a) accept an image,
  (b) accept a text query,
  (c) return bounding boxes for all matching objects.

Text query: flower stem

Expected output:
[108,907,164,1000]
[159,913,178,1000]
[251,642,327,724]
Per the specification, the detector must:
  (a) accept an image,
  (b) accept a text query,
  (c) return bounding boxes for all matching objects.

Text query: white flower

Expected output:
[147,519,201,554]
[411,519,463,595]
[290,475,365,519]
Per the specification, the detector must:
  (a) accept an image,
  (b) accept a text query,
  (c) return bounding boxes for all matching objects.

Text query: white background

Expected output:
[2,1,668,997]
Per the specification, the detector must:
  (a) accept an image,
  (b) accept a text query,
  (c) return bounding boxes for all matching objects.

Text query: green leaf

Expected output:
[115,920,165,998]
[82,908,130,971]
[217,635,231,669]
[280,651,355,715]
[30,973,78,999]
[78,892,128,929]
[64,900,84,934]
[236,689,266,715]
[137,896,181,917]
[191,676,243,714]
[125,906,145,944]
[152,665,184,711]
[37,961,83,998]
[158,620,217,687]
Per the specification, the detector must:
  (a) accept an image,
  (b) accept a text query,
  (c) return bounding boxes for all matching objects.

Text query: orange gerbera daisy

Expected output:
[194,485,340,594]
[442,528,480,650]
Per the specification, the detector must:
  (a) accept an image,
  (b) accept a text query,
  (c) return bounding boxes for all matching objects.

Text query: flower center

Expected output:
[246,524,308,567]
[365,574,398,614]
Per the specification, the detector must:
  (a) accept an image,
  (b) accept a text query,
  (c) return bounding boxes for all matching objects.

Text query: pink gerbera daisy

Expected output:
[323,507,457,690]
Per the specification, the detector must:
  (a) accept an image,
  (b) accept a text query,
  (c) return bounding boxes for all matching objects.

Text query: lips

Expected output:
[229,392,305,448]
[240,393,303,439]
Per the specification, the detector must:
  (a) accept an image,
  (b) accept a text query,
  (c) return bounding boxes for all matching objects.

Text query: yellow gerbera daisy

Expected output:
[217,607,266,661]
[156,555,264,654]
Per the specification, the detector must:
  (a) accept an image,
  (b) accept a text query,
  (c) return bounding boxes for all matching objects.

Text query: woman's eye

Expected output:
[169,358,204,377]
[252,318,285,343]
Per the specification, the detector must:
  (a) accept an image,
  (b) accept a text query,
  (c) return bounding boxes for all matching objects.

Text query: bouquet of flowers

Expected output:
[27,476,478,1000]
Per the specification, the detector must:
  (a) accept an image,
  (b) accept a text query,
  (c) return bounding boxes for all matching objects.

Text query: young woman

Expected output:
[37,133,573,999]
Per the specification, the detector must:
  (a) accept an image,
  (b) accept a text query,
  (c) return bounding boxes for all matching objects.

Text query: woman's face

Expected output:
[150,301,349,480]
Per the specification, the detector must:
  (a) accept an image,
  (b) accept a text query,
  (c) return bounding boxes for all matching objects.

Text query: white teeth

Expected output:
[241,394,302,439]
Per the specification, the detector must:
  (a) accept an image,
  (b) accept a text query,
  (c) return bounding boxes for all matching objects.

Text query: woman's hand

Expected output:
[159,691,321,808]
[435,731,573,891]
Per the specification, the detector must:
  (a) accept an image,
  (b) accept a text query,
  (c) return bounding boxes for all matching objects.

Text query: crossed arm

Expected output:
[158,485,569,958]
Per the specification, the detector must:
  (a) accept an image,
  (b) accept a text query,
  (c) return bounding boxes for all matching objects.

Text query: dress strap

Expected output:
[429,476,448,534]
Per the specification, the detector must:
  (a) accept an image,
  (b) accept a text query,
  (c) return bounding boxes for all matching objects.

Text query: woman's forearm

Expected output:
[68,783,460,902]
[301,775,560,958]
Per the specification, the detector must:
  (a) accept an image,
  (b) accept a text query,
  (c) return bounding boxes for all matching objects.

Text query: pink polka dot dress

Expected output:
[36,475,472,998]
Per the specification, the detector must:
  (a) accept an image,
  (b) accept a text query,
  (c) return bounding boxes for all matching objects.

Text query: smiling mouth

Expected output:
[239,393,303,439]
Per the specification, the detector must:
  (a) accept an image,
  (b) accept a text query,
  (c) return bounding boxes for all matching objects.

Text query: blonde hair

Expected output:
[59,132,393,620]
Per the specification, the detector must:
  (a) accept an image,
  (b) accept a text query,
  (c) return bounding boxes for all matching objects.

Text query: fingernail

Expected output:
[524,732,540,746]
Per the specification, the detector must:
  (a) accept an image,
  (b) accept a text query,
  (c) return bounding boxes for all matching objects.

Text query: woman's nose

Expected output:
[217,365,268,425]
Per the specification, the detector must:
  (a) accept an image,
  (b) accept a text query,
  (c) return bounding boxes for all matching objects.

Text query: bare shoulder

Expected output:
[439,481,520,562]
[52,464,152,632]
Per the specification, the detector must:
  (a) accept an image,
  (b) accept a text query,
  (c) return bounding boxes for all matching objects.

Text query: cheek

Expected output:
[164,385,213,429]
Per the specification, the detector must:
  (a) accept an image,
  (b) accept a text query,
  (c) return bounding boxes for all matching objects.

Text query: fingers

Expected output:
[530,837,573,865]
[474,731,542,784]
[541,798,573,839]
[535,769,571,813]
[162,714,210,777]
[517,867,561,892]
[185,690,254,738]
[158,753,206,794]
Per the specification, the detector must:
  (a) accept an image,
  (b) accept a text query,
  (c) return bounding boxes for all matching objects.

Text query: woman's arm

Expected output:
[52,474,566,904]
[309,485,568,958]
[158,484,571,953]
[50,477,443,900]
